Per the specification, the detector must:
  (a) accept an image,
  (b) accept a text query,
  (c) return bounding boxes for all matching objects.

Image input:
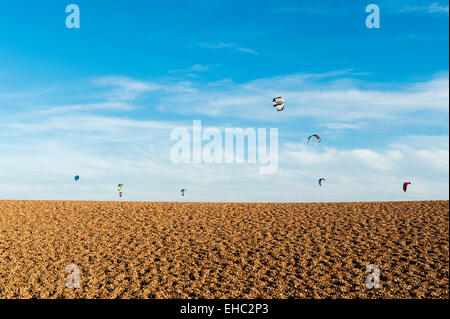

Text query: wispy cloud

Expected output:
[198,42,235,49]
[1,129,447,201]
[279,139,449,201]
[399,2,449,13]
[155,71,449,122]
[272,1,450,15]
[319,122,365,130]
[36,102,134,114]
[168,63,222,76]
[6,115,183,134]
[191,64,213,71]
[6,71,448,126]
[198,42,259,55]
[91,76,165,100]
[236,47,259,55]
[1,71,448,201]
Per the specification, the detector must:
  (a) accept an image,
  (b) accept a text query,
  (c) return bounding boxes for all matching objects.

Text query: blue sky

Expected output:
[0,0,448,201]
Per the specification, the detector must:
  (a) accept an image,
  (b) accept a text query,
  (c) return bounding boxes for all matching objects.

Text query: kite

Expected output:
[181,189,187,196]
[318,178,326,186]
[74,175,79,182]
[307,134,321,144]
[403,182,411,192]
[118,184,123,197]
[273,96,285,111]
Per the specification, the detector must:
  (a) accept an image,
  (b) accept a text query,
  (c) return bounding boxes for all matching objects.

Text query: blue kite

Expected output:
[318,178,326,186]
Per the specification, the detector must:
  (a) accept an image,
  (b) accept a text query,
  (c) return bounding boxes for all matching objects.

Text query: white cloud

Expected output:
[13,71,448,125]
[191,64,211,71]
[92,76,163,100]
[319,122,364,130]
[279,140,448,201]
[1,72,448,202]
[400,2,449,13]
[428,2,450,12]
[282,144,404,171]
[169,63,222,75]
[198,42,235,49]
[1,132,447,201]
[5,115,184,137]
[156,72,449,122]
[237,47,259,55]
[35,102,134,114]
[272,1,450,15]
[283,141,448,174]
[198,42,259,55]
[92,76,197,100]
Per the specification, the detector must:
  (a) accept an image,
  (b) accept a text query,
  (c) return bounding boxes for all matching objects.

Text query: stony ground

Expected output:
[0,200,448,298]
